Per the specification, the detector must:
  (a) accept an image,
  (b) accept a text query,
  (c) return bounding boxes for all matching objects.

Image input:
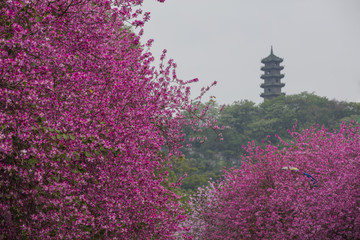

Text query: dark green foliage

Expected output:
[176,92,360,191]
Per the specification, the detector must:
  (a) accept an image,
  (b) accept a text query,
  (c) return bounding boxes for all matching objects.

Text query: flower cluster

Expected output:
[184,123,360,239]
[0,0,218,238]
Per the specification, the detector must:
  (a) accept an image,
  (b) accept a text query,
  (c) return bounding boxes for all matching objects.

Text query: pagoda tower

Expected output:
[260,47,285,100]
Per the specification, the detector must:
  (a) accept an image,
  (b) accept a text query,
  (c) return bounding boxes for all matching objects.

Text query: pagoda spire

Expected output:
[271,45,273,55]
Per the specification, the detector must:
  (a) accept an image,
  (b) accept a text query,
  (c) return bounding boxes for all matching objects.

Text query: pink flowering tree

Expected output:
[184,123,360,239]
[0,0,219,238]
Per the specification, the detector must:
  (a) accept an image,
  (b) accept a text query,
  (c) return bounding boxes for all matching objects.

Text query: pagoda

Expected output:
[260,46,285,100]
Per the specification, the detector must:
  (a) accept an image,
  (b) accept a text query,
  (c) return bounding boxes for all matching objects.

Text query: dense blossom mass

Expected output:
[183,123,360,239]
[0,0,219,239]
[2,1,360,239]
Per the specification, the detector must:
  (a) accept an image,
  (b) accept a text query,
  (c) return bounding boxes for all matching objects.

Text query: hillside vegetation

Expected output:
[171,92,360,192]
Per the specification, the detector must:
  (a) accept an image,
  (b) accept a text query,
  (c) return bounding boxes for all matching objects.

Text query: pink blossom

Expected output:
[0,0,219,238]
[183,123,360,239]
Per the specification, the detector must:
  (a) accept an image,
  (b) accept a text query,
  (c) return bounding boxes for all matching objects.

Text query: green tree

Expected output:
[177,92,360,192]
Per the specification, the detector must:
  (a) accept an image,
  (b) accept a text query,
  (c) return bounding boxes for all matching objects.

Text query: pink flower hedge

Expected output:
[0,0,218,238]
[184,123,360,239]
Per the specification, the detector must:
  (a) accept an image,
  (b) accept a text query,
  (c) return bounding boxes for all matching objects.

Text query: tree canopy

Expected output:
[1,1,359,239]
[0,0,218,238]
[183,123,360,239]
[177,93,360,191]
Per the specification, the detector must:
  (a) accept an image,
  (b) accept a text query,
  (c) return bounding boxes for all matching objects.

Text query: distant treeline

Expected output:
[170,92,360,193]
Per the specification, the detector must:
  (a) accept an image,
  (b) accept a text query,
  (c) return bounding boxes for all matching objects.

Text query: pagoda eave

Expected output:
[261,58,283,64]
[260,92,286,98]
[260,66,284,71]
[260,83,285,88]
[260,74,285,79]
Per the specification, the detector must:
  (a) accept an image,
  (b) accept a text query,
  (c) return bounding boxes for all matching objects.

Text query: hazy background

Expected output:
[140,0,360,104]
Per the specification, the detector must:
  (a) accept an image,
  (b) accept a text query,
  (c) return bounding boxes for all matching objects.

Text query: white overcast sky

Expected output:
[140,0,360,104]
